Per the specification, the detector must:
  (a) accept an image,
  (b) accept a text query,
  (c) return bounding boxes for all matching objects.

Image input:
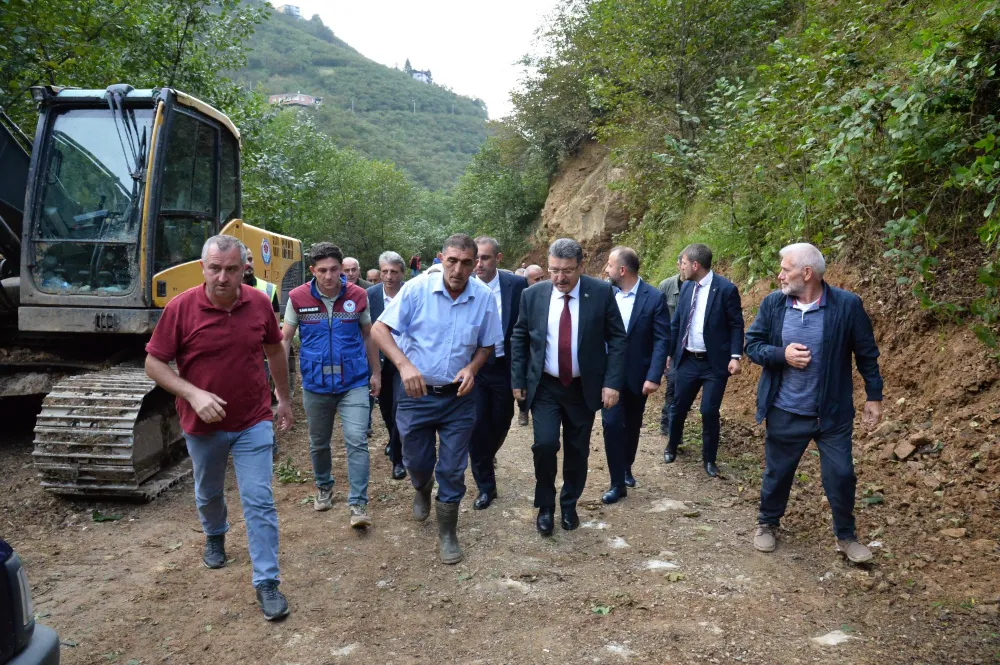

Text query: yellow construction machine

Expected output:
[0,85,303,499]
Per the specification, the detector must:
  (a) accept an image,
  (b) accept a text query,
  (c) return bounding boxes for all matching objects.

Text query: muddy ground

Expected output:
[2,385,998,665]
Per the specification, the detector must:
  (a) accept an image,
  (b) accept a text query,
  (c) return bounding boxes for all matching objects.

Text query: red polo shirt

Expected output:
[145,284,282,435]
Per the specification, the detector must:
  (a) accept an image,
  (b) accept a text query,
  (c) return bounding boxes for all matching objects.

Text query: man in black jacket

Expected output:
[469,237,527,510]
[664,244,745,477]
[745,243,883,563]
[367,251,407,480]
[511,238,627,536]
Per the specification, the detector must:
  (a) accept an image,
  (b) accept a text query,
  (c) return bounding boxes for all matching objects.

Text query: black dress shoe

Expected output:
[473,489,497,510]
[536,507,554,536]
[601,485,627,504]
[624,471,637,488]
[560,505,580,531]
[704,462,719,478]
[384,443,391,456]
[663,449,677,464]
[391,464,407,480]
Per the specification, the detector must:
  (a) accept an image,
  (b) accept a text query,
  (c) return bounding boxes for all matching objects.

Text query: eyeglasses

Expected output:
[548,268,580,277]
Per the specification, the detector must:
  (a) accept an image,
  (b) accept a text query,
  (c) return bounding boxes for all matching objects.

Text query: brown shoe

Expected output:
[836,539,873,563]
[753,524,777,552]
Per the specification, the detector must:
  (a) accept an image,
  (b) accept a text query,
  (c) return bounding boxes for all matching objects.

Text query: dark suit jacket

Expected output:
[619,279,671,395]
[669,272,744,377]
[367,283,391,364]
[510,275,627,413]
[494,271,528,360]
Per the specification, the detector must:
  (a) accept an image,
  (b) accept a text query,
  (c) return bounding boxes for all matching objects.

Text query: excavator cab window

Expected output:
[220,131,239,226]
[154,111,218,273]
[32,107,153,294]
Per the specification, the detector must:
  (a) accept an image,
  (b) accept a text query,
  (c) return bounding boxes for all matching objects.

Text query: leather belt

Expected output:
[683,350,708,360]
[427,383,460,397]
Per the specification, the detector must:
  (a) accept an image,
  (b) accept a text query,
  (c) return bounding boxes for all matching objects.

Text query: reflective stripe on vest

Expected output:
[253,277,276,300]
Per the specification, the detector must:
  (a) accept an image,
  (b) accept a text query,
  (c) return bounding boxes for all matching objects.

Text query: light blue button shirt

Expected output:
[614,276,642,331]
[378,272,504,386]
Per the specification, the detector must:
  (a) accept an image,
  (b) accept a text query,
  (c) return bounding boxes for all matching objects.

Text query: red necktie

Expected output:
[559,294,573,386]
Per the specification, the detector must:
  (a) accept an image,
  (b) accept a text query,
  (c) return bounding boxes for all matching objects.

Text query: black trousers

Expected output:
[759,407,857,539]
[531,374,595,509]
[601,387,647,487]
[469,357,514,494]
[658,369,675,432]
[667,354,730,463]
[378,361,402,466]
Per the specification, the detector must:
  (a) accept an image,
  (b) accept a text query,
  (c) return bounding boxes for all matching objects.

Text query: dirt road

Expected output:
[1,396,997,664]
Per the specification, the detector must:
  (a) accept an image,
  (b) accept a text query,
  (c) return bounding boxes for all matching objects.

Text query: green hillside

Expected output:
[241,6,489,190]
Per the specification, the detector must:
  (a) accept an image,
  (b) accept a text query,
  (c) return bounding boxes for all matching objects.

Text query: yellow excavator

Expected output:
[0,85,303,499]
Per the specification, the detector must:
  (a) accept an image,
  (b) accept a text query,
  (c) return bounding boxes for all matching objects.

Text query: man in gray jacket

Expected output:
[657,256,683,438]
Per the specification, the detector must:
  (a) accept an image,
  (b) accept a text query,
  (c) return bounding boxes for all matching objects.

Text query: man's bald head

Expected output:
[343,257,361,284]
[525,264,545,285]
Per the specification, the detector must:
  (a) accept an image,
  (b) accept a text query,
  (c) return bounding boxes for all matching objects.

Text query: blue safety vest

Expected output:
[289,276,369,394]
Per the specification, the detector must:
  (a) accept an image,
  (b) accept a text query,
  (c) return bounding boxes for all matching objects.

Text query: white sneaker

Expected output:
[314,488,333,511]
[349,504,372,529]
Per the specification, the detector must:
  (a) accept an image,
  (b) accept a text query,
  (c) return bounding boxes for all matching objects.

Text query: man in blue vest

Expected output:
[281,242,381,528]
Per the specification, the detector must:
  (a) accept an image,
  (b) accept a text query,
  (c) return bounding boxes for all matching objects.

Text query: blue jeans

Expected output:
[184,420,279,588]
[758,407,857,540]
[302,386,370,505]
[395,379,476,504]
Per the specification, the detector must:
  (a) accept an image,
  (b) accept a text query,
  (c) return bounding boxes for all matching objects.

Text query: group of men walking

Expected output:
[143,232,884,622]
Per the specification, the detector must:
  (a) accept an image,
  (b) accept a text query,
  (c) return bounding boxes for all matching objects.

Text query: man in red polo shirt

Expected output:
[145,235,295,621]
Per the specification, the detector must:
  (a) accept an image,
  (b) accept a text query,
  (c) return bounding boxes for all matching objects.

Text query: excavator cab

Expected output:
[17,85,301,332]
[0,85,303,498]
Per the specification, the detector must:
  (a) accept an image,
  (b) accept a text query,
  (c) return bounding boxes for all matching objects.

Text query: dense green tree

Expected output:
[0,0,265,132]
[452,126,550,260]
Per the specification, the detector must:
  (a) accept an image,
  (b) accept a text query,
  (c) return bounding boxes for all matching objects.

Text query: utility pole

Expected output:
[351,97,355,113]
[412,100,416,114]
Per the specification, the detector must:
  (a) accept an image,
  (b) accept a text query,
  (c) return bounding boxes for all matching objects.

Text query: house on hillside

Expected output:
[268,92,322,107]
[276,4,301,18]
[411,70,432,84]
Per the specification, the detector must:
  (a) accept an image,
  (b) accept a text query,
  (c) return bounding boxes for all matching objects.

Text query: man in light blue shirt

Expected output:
[371,233,503,564]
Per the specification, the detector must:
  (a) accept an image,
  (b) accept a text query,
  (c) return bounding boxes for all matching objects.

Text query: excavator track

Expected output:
[31,368,191,500]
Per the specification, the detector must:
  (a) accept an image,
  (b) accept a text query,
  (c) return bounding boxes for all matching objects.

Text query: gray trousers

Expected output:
[302,386,370,505]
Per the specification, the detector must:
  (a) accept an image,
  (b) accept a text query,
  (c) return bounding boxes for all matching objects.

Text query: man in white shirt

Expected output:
[467,237,527,510]
[599,247,669,503]
[664,244,745,477]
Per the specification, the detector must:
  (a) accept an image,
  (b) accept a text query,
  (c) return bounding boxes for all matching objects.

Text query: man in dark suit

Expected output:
[664,243,744,477]
[468,237,528,510]
[599,246,670,504]
[511,238,627,535]
[367,251,407,480]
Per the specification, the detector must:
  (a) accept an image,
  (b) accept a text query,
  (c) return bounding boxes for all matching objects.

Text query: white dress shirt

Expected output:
[544,280,581,379]
[686,271,714,352]
[614,276,642,331]
[486,272,504,358]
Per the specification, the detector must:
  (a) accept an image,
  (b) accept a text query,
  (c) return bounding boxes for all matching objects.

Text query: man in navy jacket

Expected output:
[745,243,883,563]
[468,237,528,510]
[599,246,670,503]
[664,244,744,477]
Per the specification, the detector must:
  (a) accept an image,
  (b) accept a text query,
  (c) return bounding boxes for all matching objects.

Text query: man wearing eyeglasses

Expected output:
[510,238,626,536]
